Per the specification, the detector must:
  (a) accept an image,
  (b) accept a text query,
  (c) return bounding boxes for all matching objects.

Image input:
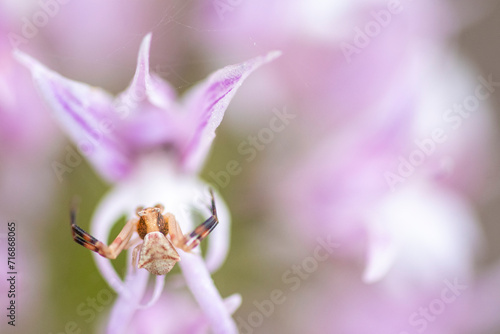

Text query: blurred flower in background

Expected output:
[0,3,60,219]
[0,5,60,333]
[1,0,500,333]
[198,0,500,333]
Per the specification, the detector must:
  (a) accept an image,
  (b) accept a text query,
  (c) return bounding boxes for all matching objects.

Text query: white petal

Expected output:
[364,182,480,290]
[138,275,165,309]
[179,251,238,334]
[90,185,135,294]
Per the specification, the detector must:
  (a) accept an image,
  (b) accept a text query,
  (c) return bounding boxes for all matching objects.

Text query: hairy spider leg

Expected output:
[70,206,137,259]
[131,243,142,271]
[167,188,219,252]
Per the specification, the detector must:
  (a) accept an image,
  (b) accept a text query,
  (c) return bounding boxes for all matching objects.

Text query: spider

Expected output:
[70,189,219,275]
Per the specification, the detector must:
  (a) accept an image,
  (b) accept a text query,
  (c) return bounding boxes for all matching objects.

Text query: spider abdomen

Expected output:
[137,232,180,275]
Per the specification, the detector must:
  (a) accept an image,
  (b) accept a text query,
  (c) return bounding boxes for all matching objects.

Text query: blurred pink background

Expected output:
[1,0,500,333]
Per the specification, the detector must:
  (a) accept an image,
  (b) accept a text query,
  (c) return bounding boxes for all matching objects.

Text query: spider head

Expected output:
[136,207,168,239]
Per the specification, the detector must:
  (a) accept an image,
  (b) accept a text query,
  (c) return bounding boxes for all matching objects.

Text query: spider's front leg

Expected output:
[166,188,219,252]
[70,206,138,259]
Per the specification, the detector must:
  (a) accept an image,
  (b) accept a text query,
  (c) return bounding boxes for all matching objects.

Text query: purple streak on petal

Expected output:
[186,77,242,150]
[180,51,282,172]
[14,50,134,182]
[179,251,238,334]
[52,83,103,141]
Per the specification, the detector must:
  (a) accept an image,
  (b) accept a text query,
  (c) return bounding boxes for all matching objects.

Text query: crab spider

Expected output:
[70,189,219,275]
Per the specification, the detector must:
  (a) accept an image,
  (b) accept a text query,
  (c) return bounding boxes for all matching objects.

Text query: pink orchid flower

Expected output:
[0,13,60,222]
[287,267,499,334]
[273,45,495,290]
[197,0,457,130]
[15,33,280,334]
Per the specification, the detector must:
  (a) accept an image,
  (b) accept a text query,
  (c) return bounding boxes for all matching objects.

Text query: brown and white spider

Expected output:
[70,189,219,275]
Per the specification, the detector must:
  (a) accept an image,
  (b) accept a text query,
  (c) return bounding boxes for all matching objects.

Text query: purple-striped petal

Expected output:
[14,51,133,182]
[179,51,281,172]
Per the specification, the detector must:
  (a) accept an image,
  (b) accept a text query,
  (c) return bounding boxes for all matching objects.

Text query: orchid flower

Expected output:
[15,33,280,334]
[198,0,457,130]
[285,258,500,334]
[276,49,492,292]
[0,14,60,219]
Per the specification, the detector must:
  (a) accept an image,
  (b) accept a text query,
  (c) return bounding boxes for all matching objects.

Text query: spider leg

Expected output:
[125,237,142,250]
[131,243,143,272]
[70,206,137,259]
[184,214,218,251]
[166,188,219,252]
[164,212,184,246]
[208,187,217,217]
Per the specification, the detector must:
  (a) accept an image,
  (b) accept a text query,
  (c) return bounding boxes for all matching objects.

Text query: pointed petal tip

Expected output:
[362,269,382,284]
[245,50,282,70]
[265,50,282,62]
[137,33,152,66]
[224,293,242,314]
[12,50,40,72]
[140,32,153,51]
[362,242,397,284]
[137,274,165,309]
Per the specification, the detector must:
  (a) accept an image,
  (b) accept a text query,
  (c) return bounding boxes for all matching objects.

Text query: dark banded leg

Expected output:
[167,188,219,252]
[70,205,137,259]
[183,214,218,251]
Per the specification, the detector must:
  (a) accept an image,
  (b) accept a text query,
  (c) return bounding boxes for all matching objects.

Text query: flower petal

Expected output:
[107,256,150,334]
[137,275,165,309]
[180,51,282,172]
[125,290,241,334]
[363,182,480,288]
[192,187,231,273]
[363,230,397,284]
[90,184,136,294]
[120,33,177,111]
[223,293,242,314]
[14,50,133,182]
[113,33,180,153]
[179,251,238,334]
